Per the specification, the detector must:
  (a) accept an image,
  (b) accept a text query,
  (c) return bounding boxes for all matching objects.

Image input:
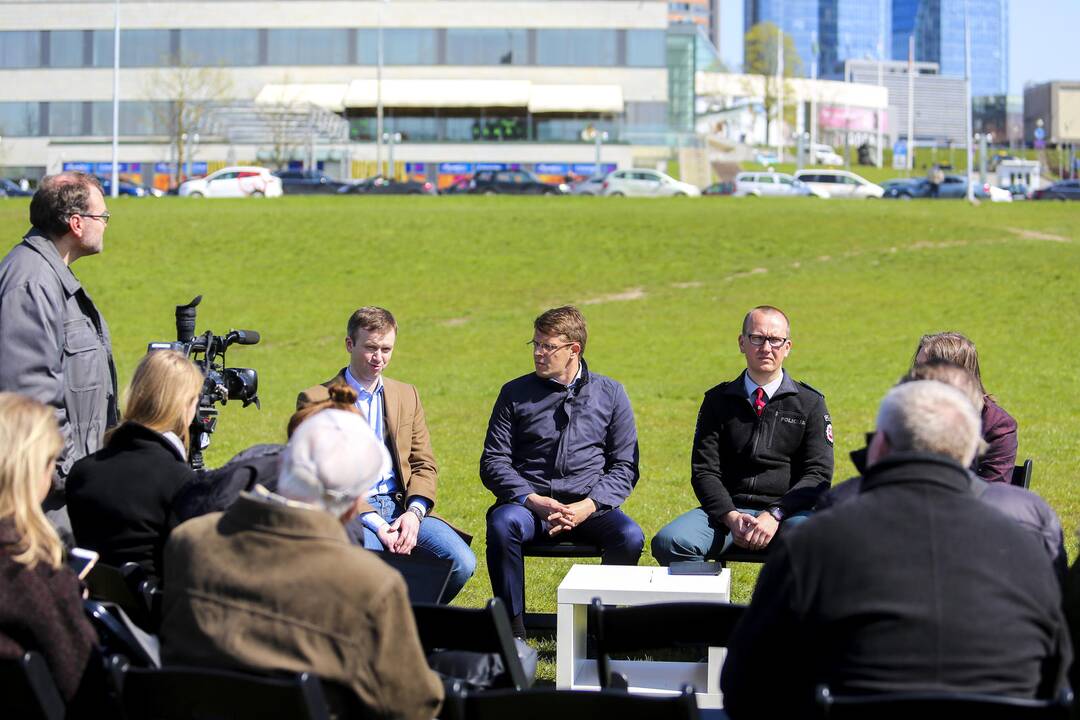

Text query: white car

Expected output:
[178,166,283,198]
[601,169,701,197]
[811,143,845,166]
[733,171,822,198]
[571,175,607,196]
[793,169,884,199]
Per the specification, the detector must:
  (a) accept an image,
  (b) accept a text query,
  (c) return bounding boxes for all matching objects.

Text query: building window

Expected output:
[536,29,618,67]
[626,30,666,67]
[179,29,259,66]
[382,29,439,65]
[267,29,350,65]
[0,102,42,136]
[446,29,527,65]
[48,31,86,68]
[90,101,170,136]
[48,101,85,135]
[0,31,42,69]
[92,30,174,67]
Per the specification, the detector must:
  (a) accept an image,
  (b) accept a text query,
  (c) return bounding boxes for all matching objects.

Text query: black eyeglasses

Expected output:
[527,340,575,355]
[77,212,111,226]
[746,333,788,348]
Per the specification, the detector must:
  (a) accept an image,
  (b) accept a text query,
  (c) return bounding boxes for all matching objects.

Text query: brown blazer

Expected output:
[161,493,444,720]
[297,370,439,517]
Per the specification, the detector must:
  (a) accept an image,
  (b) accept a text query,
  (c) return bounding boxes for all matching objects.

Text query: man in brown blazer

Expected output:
[162,409,444,720]
[297,306,475,601]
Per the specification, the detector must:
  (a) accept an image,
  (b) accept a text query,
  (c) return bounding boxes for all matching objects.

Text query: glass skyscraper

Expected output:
[893,0,1008,97]
[744,0,889,80]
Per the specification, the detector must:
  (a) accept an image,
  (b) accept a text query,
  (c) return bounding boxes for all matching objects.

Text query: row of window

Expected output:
[0,101,171,137]
[0,28,666,69]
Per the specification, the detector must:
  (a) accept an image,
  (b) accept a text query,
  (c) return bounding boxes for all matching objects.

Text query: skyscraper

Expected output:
[892,0,1008,97]
[744,0,889,80]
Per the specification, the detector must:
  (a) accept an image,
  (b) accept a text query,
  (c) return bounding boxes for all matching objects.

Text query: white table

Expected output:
[556,564,731,708]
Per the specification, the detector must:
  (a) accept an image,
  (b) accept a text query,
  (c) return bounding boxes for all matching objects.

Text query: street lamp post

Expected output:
[963,1,974,203]
[375,0,389,178]
[594,130,609,176]
[876,0,885,168]
[110,0,120,198]
[382,131,402,177]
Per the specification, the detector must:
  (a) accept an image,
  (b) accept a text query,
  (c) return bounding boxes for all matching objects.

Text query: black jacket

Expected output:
[721,452,1072,719]
[66,423,195,575]
[691,370,833,519]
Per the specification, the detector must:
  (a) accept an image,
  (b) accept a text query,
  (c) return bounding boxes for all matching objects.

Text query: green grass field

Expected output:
[2,194,1078,675]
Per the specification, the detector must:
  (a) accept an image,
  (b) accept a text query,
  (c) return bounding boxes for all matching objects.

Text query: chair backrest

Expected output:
[108,656,370,720]
[815,684,1073,720]
[1012,458,1033,489]
[450,684,699,720]
[84,562,155,631]
[0,651,65,720]
[83,599,160,668]
[375,552,452,604]
[522,539,601,558]
[589,599,747,691]
[412,597,530,690]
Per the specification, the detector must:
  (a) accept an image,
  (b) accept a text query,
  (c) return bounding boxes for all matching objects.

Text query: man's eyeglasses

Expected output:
[77,212,111,226]
[527,340,574,355]
[746,334,788,348]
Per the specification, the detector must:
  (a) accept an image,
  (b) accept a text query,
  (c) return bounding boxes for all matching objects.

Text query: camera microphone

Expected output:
[227,329,261,346]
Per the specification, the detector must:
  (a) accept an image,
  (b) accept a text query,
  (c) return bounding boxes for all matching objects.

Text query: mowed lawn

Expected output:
[2,195,1077,616]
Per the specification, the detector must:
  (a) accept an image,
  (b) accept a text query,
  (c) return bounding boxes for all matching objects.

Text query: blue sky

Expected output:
[718,1,1080,96]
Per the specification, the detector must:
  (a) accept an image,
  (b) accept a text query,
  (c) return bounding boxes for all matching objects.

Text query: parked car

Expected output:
[178,166,283,198]
[98,178,163,197]
[811,143,845,166]
[883,175,1012,202]
[601,169,701,197]
[441,176,473,195]
[702,181,735,196]
[274,169,348,195]
[0,178,33,197]
[733,171,822,198]
[338,176,436,195]
[792,169,884,199]
[469,170,567,195]
[1032,180,1080,201]
[570,175,607,196]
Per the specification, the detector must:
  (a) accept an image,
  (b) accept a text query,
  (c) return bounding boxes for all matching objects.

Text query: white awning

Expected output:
[528,84,624,114]
[345,79,533,109]
[254,84,348,113]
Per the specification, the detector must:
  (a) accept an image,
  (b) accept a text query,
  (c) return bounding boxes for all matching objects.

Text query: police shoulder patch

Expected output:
[824,413,834,445]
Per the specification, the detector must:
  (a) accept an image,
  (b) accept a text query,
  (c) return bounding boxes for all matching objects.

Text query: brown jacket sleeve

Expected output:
[401,384,438,506]
[368,575,443,720]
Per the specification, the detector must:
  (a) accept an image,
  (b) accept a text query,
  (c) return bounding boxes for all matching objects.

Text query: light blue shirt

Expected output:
[743,371,784,407]
[344,368,429,533]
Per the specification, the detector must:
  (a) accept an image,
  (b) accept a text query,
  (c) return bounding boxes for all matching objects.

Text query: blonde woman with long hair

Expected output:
[66,350,203,576]
[0,392,101,707]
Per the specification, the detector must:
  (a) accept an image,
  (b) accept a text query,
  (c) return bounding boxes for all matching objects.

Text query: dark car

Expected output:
[0,178,33,197]
[702,181,735,196]
[441,176,473,195]
[274,169,348,195]
[1032,180,1080,201]
[883,175,1011,202]
[338,176,437,196]
[469,170,567,195]
[98,178,161,197]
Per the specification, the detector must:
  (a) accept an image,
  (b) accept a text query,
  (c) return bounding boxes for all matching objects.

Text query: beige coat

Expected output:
[161,494,443,720]
[298,370,470,542]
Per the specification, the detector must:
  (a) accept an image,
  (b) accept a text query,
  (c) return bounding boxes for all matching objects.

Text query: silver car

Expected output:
[733,171,820,198]
[601,169,701,197]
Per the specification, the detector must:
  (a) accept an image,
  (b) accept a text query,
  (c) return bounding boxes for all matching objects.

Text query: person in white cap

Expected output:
[160,409,444,720]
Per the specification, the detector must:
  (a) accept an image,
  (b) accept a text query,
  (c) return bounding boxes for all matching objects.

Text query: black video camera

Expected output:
[147,295,260,469]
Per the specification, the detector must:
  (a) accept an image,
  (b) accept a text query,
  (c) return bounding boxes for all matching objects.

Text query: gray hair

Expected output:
[277,409,391,516]
[876,380,981,467]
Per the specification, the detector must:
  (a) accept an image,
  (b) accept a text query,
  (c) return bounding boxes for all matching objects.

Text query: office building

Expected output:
[847,58,967,145]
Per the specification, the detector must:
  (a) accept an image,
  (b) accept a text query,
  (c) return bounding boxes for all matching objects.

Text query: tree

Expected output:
[743,22,804,144]
[144,60,232,187]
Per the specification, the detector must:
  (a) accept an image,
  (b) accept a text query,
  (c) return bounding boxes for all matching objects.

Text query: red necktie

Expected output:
[754,387,767,417]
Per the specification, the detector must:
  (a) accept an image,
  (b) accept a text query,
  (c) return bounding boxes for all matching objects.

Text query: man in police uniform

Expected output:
[651,305,833,563]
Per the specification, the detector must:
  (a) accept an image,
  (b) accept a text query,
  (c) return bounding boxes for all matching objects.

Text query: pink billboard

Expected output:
[818,106,886,132]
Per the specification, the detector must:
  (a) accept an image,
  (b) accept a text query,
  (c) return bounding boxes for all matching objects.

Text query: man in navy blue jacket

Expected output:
[480,306,643,637]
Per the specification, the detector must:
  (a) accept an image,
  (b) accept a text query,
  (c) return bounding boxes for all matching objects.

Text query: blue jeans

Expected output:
[347,493,476,603]
[651,506,812,565]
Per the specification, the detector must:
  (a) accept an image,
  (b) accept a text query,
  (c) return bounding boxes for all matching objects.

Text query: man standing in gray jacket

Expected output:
[0,172,118,542]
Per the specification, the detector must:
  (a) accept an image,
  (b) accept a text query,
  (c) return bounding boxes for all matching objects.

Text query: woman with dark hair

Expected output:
[67,350,204,575]
[0,392,102,710]
[914,332,1018,483]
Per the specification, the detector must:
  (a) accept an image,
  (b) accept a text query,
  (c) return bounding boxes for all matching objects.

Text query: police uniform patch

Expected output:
[824,413,834,445]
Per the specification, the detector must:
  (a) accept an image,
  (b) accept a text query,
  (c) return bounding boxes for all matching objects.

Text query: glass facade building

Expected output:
[744,0,889,80]
[894,0,1007,97]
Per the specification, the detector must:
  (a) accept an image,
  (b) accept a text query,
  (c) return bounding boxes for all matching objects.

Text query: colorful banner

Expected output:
[817,106,885,133]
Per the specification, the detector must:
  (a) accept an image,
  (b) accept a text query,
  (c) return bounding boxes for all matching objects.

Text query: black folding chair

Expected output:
[714,545,770,566]
[375,552,453,604]
[0,651,65,720]
[522,539,601,631]
[108,655,371,720]
[84,562,159,632]
[412,597,533,690]
[1012,458,1034,489]
[83,599,159,668]
[815,684,1073,719]
[446,683,699,720]
[589,599,747,691]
